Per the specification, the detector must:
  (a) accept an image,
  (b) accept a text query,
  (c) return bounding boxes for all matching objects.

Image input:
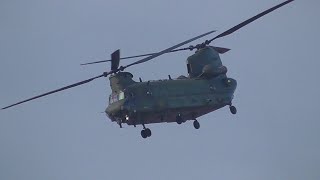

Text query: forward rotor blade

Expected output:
[207,0,294,44]
[124,30,216,68]
[111,49,120,71]
[80,52,155,65]
[2,73,107,110]
[3,30,215,110]
[80,46,202,66]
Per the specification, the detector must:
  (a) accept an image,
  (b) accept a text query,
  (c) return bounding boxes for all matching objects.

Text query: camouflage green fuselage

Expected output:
[106,75,236,125]
[105,47,237,126]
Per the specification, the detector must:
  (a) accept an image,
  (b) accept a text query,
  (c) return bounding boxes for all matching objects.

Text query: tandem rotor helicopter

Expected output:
[2,0,294,138]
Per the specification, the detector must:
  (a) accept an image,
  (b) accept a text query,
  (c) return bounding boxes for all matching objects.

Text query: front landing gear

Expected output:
[141,124,152,139]
[229,105,237,114]
[141,128,152,138]
[193,120,200,129]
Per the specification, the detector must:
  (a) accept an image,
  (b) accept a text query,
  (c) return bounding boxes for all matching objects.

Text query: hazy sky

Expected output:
[1,0,320,180]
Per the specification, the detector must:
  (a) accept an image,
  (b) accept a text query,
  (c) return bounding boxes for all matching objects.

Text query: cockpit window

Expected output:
[109,91,125,104]
[119,91,125,100]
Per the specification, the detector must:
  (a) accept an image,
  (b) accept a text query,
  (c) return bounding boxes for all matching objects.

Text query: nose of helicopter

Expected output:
[105,100,126,119]
[105,99,134,121]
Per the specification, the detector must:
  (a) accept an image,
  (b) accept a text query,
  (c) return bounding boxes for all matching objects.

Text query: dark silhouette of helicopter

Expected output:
[2,0,294,138]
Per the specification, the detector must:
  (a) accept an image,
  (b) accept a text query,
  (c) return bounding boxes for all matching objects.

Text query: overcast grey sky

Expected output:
[1,0,320,180]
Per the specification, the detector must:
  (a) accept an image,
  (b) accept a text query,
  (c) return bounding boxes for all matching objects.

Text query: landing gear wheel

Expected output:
[230,105,237,114]
[145,128,152,137]
[141,128,152,138]
[141,129,148,139]
[193,120,200,129]
[176,114,183,124]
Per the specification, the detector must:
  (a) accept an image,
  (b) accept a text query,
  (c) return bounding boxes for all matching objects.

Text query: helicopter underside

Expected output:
[109,102,230,126]
[134,104,227,125]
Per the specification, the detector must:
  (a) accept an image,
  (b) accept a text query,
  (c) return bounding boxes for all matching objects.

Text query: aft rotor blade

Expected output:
[212,46,231,54]
[2,73,108,110]
[124,30,216,68]
[207,0,294,44]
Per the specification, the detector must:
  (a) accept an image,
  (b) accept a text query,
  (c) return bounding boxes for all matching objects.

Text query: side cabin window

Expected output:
[109,91,125,104]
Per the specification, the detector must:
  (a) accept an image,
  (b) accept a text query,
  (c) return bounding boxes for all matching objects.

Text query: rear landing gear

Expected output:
[193,120,200,129]
[229,105,237,114]
[176,114,183,124]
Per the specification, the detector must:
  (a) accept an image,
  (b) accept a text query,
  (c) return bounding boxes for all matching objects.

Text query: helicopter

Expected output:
[2,0,294,138]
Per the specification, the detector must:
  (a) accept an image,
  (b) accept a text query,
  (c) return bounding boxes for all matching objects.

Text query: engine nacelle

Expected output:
[186,46,224,78]
[201,65,228,78]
